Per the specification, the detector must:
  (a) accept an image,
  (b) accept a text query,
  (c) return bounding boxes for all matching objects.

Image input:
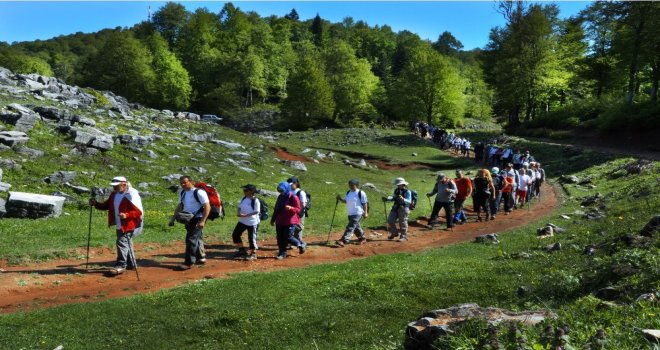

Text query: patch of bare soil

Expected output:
[0,184,558,314]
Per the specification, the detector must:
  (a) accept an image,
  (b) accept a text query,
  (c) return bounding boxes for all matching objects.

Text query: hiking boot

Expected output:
[176,264,192,271]
[298,245,306,254]
[388,233,398,240]
[398,236,408,242]
[232,249,248,259]
[490,215,496,221]
[286,245,294,250]
[245,253,257,261]
[110,267,125,275]
[358,237,367,245]
[335,240,346,247]
[196,258,207,265]
[276,254,287,260]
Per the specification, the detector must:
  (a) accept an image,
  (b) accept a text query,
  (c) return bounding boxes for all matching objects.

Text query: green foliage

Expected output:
[82,88,111,108]
[0,48,53,75]
[145,33,192,110]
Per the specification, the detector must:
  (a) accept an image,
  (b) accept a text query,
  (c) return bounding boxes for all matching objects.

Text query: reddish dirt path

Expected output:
[0,184,558,314]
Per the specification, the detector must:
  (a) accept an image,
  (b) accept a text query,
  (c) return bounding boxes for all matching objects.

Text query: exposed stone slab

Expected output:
[6,191,66,219]
[0,130,29,148]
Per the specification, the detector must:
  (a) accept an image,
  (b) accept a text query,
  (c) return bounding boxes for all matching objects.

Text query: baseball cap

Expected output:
[109,176,127,186]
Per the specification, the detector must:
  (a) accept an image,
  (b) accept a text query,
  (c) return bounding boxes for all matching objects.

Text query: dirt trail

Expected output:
[0,184,558,314]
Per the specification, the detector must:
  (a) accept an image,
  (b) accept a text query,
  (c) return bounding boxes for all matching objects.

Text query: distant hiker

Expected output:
[533,162,545,197]
[270,181,305,259]
[170,175,210,270]
[512,149,522,170]
[90,176,143,276]
[287,176,308,243]
[335,179,369,246]
[489,167,504,219]
[426,173,457,230]
[231,184,260,261]
[472,169,495,221]
[516,168,531,208]
[383,177,412,241]
[453,170,473,224]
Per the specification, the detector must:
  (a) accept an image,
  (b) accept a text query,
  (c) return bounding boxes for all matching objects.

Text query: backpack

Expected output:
[296,190,311,217]
[250,197,269,221]
[409,189,418,210]
[346,190,367,205]
[181,182,224,221]
[493,175,504,191]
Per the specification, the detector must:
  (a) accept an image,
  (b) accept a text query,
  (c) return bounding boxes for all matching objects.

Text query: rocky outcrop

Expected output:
[43,171,77,185]
[5,192,66,219]
[0,104,39,132]
[404,303,555,350]
[0,131,29,148]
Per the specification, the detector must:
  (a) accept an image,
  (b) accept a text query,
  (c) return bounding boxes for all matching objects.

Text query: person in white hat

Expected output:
[382,177,412,241]
[90,176,144,275]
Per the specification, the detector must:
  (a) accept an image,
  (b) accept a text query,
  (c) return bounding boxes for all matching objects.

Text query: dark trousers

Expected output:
[429,201,454,228]
[184,218,205,265]
[502,192,514,212]
[232,222,258,251]
[276,225,303,256]
[473,195,489,216]
[489,191,503,216]
[453,199,467,222]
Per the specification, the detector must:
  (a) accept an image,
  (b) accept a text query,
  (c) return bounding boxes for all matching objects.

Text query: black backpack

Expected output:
[395,188,418,210]
[346,190,367,205]
[248,197,269,221]
[296,190,311,217]
[493,175,504,191]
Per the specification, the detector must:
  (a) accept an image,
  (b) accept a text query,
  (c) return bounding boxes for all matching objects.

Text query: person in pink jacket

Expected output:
[270,181,305,259]
[90,176,143,275]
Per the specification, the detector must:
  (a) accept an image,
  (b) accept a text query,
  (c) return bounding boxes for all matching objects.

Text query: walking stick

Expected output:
[326,199,339,243]
[383,200,388,223]
[86,188,99,270]
[127,233,140,281]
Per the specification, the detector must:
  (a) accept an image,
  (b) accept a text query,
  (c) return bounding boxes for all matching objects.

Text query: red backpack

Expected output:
[182,182,225,220]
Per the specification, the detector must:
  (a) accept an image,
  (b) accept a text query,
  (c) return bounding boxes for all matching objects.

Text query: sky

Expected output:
[0,1,591,50]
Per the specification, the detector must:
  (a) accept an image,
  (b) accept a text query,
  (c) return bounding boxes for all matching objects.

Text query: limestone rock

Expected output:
[63,183,90,194]
[5,191,66,219]
[475,233,499,244]
[642,330,660,344]
[581,193,602,206]
[0,103,39,132]
[230,151,251,159]
[14,146,44,158]
[44,171,76,184]
[33,105,70,120]
[211,139,244,150]
[285,160,307,172]
[0,182,10,192]
[404,303,555,350]
[0,197,5,217]
[146,150,158,159]
[0,130,29,148]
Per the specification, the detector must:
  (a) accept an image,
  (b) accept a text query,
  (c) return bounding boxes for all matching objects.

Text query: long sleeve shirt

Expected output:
[386,188,412,209]
[428,180,458,202]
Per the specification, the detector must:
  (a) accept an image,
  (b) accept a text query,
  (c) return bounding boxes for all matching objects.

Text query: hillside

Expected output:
[0,67,659,349]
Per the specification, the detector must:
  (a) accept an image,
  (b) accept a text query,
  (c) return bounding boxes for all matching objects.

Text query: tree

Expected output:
[284,8,299,21]
[145,33,192,110]
[84,30,156,104]
[282,42,335,128]
[323,39,379,123]
[391,44,465,126]
[433,31,464,56]
[310,14,327,48]
[0,48,53,75]
[152,2,190,48]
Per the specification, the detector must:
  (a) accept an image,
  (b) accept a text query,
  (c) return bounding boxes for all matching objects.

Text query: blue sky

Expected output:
[0,1,591,50]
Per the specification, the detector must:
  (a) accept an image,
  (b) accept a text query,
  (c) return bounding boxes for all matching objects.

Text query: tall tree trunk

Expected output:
[626,13,646,105]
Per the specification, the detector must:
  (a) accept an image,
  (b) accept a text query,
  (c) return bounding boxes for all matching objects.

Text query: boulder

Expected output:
[0,130,29,148]
[474,233,499,244]
[43,171,77,184]
[5,191,66,219]
[0,67,16,86]
[581,193,602,206]
[14,146,44,158]
[640,215,659,237]
[0,182,10,192]
[0,103,39,132]
[404,303,555,350]
[0,197,5,217]
[560,175,580,184]
[537,226,554,237]
[230,151,251,159]
[211,139,244,150]
[285,160,308,172]
[257,189,279,197]
[544,242,561,252]
[146,150,158,159]
[642,330,660,344]
[33,105,70,121]
[63,182,90,194]
[71,127,114,150]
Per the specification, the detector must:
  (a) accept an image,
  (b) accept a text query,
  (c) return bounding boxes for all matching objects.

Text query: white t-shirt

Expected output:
[345,190,368,216]
[181,188,209,218]
[113,192,126,230]
[518,174,531,191]
[238,197,260,226]
[294,189,307,208]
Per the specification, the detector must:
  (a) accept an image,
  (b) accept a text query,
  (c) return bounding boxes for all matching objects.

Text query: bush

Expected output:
[597,101,660,133]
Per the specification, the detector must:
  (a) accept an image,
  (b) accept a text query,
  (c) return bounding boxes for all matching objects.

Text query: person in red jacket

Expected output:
[270,181,305,259]
[453,170,473,224]
[90,176,144,275]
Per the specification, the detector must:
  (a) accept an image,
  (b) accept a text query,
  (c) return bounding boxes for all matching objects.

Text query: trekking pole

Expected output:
[127,233,140,281]
[326,199,339,243]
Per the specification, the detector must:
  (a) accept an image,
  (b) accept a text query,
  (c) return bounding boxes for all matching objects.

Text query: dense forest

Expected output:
[0,1,658,132]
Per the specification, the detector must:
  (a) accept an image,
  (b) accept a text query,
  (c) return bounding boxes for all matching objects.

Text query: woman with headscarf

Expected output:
[270,181,305,259]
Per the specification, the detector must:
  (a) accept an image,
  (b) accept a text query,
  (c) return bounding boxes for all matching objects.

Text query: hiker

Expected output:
[270,181,305,259]
[489,167,504,220]
[453,170,473,224]
[524,162,536,202]
[231,184,260,261]
[426,173,457,230]
[383,177,412,241]
[533,162,545,197]
[472,169,495,221]
[501,169,515,214]
[287,176,308,243]
[516,168,532,208]
[170,175,210,270]
[90,176,143,275]
[512,149,522,170]
[335,179,369,246]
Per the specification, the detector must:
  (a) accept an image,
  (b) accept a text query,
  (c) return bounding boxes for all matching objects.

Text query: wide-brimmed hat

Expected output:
[109,176,127,186]
[393,177,408,186]
[241,184,257,192]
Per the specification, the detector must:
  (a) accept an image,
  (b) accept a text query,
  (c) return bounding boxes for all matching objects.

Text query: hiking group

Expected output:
[89,126,545,275]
